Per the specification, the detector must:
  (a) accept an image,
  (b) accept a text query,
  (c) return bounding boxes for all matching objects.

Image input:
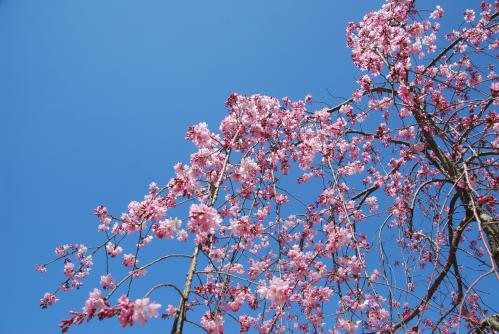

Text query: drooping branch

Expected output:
[390,215,472,331]
[170,244,201,334]
[171,138,236,334]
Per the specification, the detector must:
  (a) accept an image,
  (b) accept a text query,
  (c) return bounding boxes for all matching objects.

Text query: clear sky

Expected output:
[0,1,483,333]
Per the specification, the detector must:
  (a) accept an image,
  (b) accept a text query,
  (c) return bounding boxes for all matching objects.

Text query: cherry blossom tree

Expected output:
[38,1,499,333]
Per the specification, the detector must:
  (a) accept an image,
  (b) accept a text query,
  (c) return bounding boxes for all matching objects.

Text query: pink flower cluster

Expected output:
[122,254,137,267]
[201,312,224,334]
[257,277,292,304]
[58,295,161,332]
[152,217,181,239]
[100,274,115,290]
[187,203,221,235]
[40,292,58,309]
[185,122,217,149]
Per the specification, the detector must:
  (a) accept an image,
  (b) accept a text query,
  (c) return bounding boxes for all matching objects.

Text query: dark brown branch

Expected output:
[346,129,412,147]
[390,215,472,331]
[326,87,396,113]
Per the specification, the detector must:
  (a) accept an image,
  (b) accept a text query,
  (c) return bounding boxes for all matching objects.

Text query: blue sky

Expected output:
[0,1,488,333]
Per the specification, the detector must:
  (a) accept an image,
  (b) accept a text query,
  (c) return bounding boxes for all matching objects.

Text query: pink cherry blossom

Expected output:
[464,9,475,22]
[106,242,123,257]
[117,295,135,327]
[200,312,224,334]
[40,292,58,309]
[165,304,177,317]
[257,276,292,304]
[35,264,47,273]
[122,254,137,267]
[153,218,181,239]
[133,298,161,325]
[185,122,216,148]
[100,274,115,290]
[430,5,444,19]
[187,203,221,234]
[82,288,107,318]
